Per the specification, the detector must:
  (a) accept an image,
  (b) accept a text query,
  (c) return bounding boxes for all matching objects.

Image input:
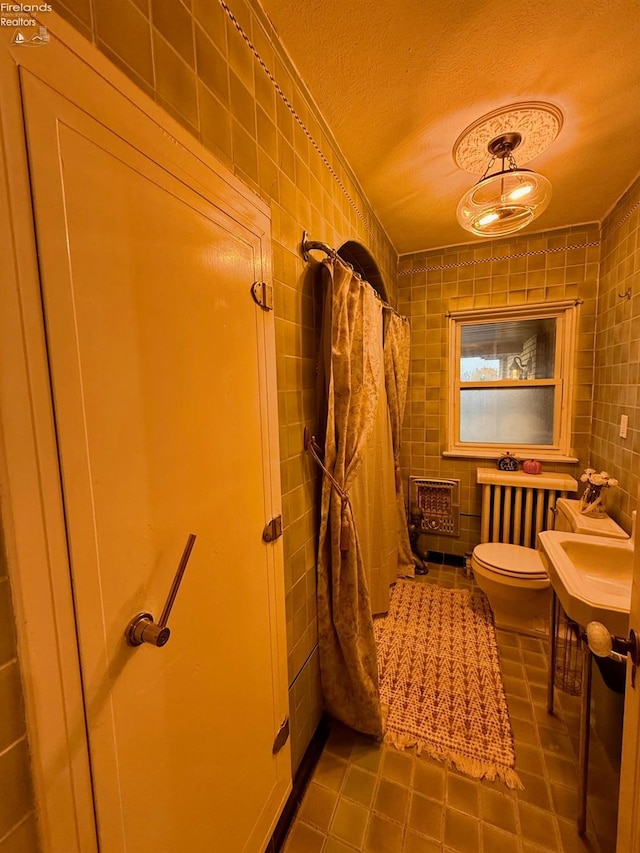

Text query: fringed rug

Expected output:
[374,579,522,789]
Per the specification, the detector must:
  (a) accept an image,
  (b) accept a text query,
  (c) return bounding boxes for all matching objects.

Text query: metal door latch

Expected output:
[262,515,283,542]
[272,717,289,754]
[251,281,273,311]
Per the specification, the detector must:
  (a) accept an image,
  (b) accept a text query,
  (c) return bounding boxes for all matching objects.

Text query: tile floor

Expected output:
[282,564,620,852]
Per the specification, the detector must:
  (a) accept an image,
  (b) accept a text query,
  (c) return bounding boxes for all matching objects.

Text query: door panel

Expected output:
[20,70,289,852]
[618,489,640,849]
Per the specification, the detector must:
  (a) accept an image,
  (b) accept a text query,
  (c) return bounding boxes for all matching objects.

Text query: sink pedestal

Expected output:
[547,589,592,836]
[577,638,593,836]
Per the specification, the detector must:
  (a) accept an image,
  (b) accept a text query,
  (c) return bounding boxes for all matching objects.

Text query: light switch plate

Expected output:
[620,414,629,439]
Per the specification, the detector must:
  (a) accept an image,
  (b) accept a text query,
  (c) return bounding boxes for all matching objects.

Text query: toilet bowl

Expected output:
[472,495,628,637]
[472,542,550,635]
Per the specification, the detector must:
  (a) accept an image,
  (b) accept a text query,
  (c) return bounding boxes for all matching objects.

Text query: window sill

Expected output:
[442,450,579,464]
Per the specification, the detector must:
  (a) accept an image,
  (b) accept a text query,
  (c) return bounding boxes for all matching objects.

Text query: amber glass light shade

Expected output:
[456,167,552,237]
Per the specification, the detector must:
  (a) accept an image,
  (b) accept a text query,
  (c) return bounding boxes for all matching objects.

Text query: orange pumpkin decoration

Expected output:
[523,459,542,474]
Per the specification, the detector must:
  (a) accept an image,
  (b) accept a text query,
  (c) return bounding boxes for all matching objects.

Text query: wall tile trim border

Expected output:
[398,240,600,275]
[219,0,375,240]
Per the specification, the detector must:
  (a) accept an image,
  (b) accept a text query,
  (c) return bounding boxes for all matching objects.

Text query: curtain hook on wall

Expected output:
[618,288,632,300]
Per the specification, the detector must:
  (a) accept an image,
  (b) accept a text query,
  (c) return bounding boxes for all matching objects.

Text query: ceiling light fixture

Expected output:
[456,131,552,237]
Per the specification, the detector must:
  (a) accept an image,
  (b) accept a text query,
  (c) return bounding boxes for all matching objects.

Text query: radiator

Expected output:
[477,468,577,548]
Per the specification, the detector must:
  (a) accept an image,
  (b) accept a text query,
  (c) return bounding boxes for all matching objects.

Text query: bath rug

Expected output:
[374,579,522,789]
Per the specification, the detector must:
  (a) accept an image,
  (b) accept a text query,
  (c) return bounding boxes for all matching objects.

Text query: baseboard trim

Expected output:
[267,714,330,851]
[427,550,466,568]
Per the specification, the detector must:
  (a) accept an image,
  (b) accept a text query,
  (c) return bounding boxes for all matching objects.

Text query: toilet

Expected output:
[472,496,628,636]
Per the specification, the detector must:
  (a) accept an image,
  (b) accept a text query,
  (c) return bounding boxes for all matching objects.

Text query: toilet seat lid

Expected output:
[474,543,548,578]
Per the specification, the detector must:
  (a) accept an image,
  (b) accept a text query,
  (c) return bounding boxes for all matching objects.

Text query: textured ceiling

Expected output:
[259,0,640,253]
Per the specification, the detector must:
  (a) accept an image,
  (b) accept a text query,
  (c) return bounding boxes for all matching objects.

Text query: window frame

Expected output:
[445,300,580,462]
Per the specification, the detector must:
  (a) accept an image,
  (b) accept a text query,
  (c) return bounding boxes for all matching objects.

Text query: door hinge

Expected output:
[251,280,273,311]
[262,515,283,543]
[272,716,289,754]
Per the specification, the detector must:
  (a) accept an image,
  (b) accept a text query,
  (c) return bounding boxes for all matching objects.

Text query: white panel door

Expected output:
[618,491,640,850]
[19,67,289,853]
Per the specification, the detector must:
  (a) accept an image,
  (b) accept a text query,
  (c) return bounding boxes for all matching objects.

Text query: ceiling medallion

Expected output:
[456,131,553,237]
[453,101,564,174]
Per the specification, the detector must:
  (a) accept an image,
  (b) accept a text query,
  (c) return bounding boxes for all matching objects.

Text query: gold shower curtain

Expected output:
[383,312,415,578]
[349,321,398,616]
[316,259,384,738]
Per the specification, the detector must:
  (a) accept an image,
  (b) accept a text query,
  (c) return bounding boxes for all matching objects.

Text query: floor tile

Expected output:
[529,682,550,706]
[446,773,480,816]
[523,650,548,669]
[324,838,359,853]
[496,629,519,647]
[351,740,383,775]
[403,830,441,852]
[518,801,561,850]
[282,566,621,853]
[480,785,518,834]
[550,781,579,821]
[329,798,369,847]
[556,817,601,852]
[544,753,580,788]
[482,821,523,853]
[373,777,409,824]
[297,782,338,832]
[538,725,576,758]
[514,742,546,776]
[512,715,542,747]
[443,808,480,852]
[325,722,357,761]
[281,820,325,852]
[342,765,377,808]
[520,636,547,654]
[313,752,348,792]
[516,769,553,811]
[407,792,443,840]
[503,674,530,698]
[363,813,404,853]
[499,644,523,662]
[412,757,445,802]
[508,694,536,722]
[381,748,413,786]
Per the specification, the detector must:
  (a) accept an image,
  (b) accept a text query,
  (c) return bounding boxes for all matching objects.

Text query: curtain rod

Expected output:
[300,231,408,322]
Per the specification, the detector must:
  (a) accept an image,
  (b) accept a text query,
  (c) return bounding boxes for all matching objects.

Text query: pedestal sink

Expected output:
[538,525,634,836]
[537,531,633,637]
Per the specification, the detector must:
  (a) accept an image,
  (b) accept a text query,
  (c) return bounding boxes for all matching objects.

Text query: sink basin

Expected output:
[537,531,634,637]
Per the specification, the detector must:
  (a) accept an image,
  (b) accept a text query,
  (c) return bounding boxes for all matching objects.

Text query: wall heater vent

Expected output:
[409,477,460,537]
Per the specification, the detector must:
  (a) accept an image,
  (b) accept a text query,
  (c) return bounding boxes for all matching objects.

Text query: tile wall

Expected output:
[591,176,640,532]
[397,224,601,558]
[31,0,396,782]
[0,532,38,852]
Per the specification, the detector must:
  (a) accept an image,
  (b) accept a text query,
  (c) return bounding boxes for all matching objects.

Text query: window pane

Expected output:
[460,387,555,445]
[460,318,556,380]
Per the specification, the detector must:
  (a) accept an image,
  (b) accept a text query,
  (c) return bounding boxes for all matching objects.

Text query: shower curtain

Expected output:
[316,259,383,737]
[315,258,410,737]
[383,312,415,579]
[349,369,398,616]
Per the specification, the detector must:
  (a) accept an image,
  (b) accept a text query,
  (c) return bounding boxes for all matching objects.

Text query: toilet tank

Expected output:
[554,498,628,539]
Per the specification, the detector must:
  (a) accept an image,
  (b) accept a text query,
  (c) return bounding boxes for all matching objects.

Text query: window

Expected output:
[446,301,579,461]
